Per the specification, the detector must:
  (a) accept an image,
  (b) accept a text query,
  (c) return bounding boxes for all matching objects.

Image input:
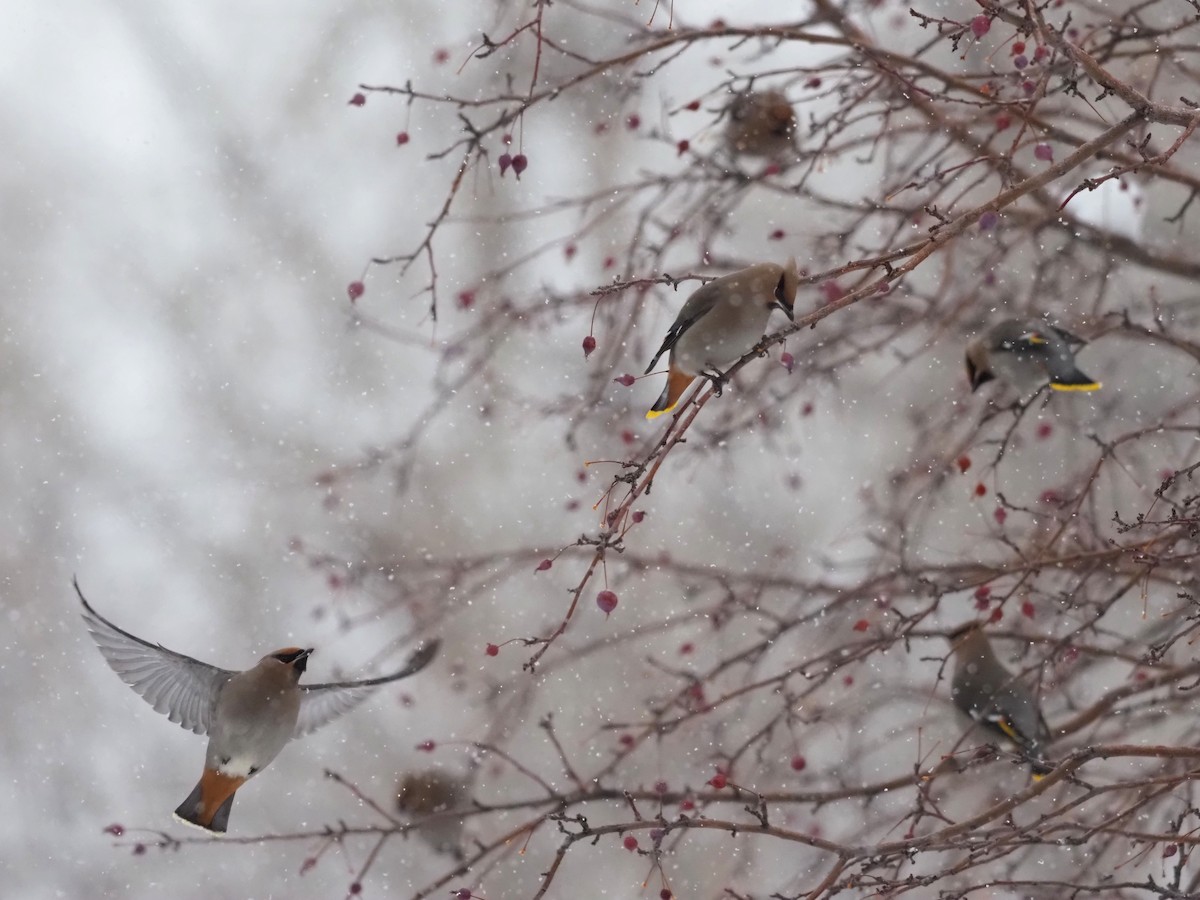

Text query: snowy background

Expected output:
[4,1,1197,898]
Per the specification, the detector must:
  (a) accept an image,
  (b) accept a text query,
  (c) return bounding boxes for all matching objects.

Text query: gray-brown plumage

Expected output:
[966,318,1100,395]
[948,623,1053,777]
[78,580,439,832]
[397,769,467,856]
[725,90,798,161]
[644,259,798,419]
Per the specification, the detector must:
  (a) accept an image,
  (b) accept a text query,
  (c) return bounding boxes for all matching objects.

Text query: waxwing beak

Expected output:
[773,272,795,322]
[965,356,994,392]
[274,648,313,672]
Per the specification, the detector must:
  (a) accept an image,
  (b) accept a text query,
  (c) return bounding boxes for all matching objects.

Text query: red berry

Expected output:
[619,733,635,747]
[852,618,869,632]
[680,798,695,810]
[564,243,576,261]
[623,835,639,851]
[348,93,366,106]
[582,335,597,358]
[536,559,552,572]
[989,608,1003,622]
[620,429,636,445]
[132,843,146,855]
[654,779,668,793]
[1036,423,1053,439]
[974,585,991,600]
[708,772,727,789]
[511,153,528,176]
[457,290,475,309]
[498,153,513,175]
[614,373,636,387]
[349,884,362,895]
[769,229,785,241]
[679,642,694,655]
[1021,601,1035,619]
[485,643,499,657]
[396,131,410,146]
[103,823,125,837]
[1012,41,1026,54]
[432,48,450,65]
[994,507,1008,524]
[820,281,845,304]
[974,483,987,497]
[676,139,690,156]
[631,510,646,523]
[626,114,641,130]
[780,352,795,373]
[661,890,672,899]
[1034,142,1054,162]
[456,891,472,900]
[802,402,814,416]
[1165,843,1179,858]
[603,256,616,269]
[956,456,971,473]
[685,100,701,111]
[970,15,990,37]
[805,76,822,89]
[347,281,365,302]
[416,740,436,752]
[790,754,807,771]
[597,590,618,614]
[995,114,1011,131]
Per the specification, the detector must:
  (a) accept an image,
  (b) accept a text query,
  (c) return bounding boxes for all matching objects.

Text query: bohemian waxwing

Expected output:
[643,259,798,419]
[77,581,439,833]
[948,622,1053,778]
[966,318,1101,395]
[725,89,798,161]
[396,768,468,857]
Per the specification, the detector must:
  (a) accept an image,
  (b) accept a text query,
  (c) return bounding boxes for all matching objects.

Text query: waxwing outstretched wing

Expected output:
[966,318,1100,395]
[77,579,439,833]
[948,622,1053,778]
[644,259,798,419]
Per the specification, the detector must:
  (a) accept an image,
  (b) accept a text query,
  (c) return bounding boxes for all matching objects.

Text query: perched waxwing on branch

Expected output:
[966,318,1101,395]
[643,259,798,419]
[725,89,798,161]
[948,622,1053,778]
[77,580,439,833]
[396,768,468,857]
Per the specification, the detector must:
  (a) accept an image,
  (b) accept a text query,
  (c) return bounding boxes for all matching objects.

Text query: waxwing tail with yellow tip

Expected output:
[645,368,696,420]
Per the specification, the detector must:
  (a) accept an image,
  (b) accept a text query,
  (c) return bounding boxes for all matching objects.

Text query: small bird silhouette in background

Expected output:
[725,89,798,162]
[77,579,439,833]
[966,318,1101,395]
[396,768,469,857]
[948,622,1054,778]
[644,259,798,419]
